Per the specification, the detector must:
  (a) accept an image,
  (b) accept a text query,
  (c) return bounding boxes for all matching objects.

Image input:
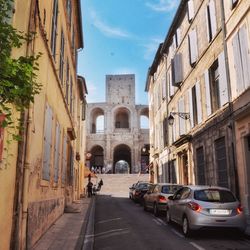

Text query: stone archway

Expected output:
[90,145,104,173]
[113,144,131,174]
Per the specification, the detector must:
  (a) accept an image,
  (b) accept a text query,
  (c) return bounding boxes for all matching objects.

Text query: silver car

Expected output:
[166,185,246,237]
[143,183,182,216]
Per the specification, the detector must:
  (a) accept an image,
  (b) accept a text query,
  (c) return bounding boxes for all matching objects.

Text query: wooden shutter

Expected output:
[169,71,174,97]
[54,122,61,182]
[218,52,229,106]
[239,25,250,89]
[176,28,181,47]
[188,29,198,65]
[188,88,194,128]
[195,82,202,124]
[204,70,212,116]
[178,97,186,136]
[209,0,217,39]
[162,74,167,100]
[43,104,53,180]
[172,53,183,86]
[188,0,195,21]
[62,135,67,184]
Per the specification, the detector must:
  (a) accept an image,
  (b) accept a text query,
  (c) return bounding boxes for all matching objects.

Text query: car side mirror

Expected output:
[168,195,173,200]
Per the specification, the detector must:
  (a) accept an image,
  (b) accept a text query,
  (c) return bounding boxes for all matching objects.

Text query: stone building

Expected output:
[86,74,149,174]
[146,0,250,216]
[0,1,87,249]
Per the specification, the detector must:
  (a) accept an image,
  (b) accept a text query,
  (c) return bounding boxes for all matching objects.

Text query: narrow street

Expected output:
[93,195,250,250]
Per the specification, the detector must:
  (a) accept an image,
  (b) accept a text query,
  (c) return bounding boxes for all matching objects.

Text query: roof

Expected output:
[77,75,88,100]
[76,0,84,49]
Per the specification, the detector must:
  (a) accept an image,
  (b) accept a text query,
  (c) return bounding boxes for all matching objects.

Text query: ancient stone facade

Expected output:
[86,74,149,174]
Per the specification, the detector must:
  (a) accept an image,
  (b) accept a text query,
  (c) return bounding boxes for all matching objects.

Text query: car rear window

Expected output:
[138,183,149,189]
[162,185,182,194]
[194,189,236,202]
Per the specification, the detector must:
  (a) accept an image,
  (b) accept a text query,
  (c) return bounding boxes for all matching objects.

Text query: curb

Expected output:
[82,196,96,250]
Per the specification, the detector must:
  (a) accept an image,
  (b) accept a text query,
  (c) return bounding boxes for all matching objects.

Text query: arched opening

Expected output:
[113,144,131,174]
[140,108,149,129]
[90,145,104,173]
[91,108,104,133]
[114,107,130,129]
[141,144,149,174]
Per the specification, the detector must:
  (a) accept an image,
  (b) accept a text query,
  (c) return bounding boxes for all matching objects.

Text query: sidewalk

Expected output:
[32,197,94,250]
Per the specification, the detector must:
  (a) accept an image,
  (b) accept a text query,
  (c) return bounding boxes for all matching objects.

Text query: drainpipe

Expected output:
[220,0,239,197]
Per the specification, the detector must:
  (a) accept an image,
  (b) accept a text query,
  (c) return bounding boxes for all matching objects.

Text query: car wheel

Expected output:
[166,208,171,224]
[182,216,192,237]
[153,203,159,217]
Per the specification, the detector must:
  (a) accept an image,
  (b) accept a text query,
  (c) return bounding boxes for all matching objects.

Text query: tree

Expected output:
[0,0,41,140]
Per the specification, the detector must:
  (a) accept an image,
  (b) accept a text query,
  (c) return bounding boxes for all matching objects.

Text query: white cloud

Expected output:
[90,10,131,39]
[142,38,162,60]
[146,0,179,12]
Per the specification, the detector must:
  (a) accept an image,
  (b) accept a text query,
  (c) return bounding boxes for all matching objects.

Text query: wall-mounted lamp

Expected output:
[168,112,190,126]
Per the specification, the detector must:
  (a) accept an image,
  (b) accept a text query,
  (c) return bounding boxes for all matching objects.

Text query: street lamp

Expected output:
[168,112,190,125]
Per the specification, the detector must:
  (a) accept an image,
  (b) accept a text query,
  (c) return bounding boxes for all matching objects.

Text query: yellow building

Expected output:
[0,0,87,249]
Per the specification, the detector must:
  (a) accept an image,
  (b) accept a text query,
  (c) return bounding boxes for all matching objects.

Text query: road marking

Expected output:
[171,229,184,238]
[189,242,206,250]
[97,218,122,224]
[153,218,162,225]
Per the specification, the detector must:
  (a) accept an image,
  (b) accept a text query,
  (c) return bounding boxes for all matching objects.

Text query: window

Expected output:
[50,0,58,59]
[209,60,220,112]
[42,104,53,180]
[59,31,65,83]
[171,53,183,87]
[191,86,198,126]
[66,0,72,27]
[187,0,194,21]
[0,114,5,161]
[215,137,228,188]
[206,0,217,42]
[231,0,238,9]
[178,97,186,136]
[61,135,67,184]
[72,26,75,58]
[196,147,205,185]
[54,122,61,183]
[174,28,181,48]
[70,77,73,114]
[188,29,198,66]
[82,98,86,121]
[162,117,168,147]
[65,61,69,104]
[232,25,250,94]
[194,189,236,202]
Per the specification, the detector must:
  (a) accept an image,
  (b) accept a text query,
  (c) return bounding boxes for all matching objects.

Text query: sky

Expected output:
[78,0,180,104]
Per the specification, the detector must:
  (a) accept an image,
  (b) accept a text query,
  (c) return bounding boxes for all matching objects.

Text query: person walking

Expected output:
[87,180,93,197]
[98,179,103,191]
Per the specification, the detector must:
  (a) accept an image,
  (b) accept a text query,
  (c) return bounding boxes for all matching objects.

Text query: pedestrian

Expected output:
[87,180,93,197]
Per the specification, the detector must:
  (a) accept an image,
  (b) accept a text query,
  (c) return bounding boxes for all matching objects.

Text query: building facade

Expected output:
[146,0,250,214]
[86,74,149,174]
[0,1,87,249]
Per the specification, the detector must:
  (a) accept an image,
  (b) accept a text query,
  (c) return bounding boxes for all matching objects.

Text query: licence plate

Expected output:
[209,209,230,215]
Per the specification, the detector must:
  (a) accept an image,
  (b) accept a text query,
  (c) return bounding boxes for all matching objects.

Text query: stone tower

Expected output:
[86,74,149,174]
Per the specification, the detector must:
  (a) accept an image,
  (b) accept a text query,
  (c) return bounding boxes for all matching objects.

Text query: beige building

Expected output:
[86,74,149,174]
[0,0,87,249]
[146,0,250,213]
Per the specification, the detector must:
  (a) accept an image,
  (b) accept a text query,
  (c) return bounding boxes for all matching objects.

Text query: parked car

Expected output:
[143,183,182,216]
[166,185,246,237]
[132,182,152,204]
[129,183,137,199]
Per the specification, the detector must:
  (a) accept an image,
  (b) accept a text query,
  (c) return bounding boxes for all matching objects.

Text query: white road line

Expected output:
[171,229,184,238]
[189,242,206,250]
[153,218,162,225]
[97,218,122,224]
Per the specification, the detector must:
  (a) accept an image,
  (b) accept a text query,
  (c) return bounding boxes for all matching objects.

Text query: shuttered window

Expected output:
[196,147,205,185]
[171,53,183,87]
[54,122,61,183]
[215,137,229,188]
[70,77,73,113]
[61,135,67,184]
[188,88,194,128]
[50,0,58,59]
[187,0,195,21]
[66,0,72,27]
[232,25,250,94]
[206,0,217,42]
[162,74,167,100]
[191,86,198,126]
[43,104,53,180]
[209,60,220,112]
[59,31,65,83]
[65,61,69,104]
[178,97,186,136]
[169,71,174,97]
[175,28,181,48]
[0,115,5,161]
[195,82,202,124]
[163,117,168,147]
[231,0,238,9]
[188,29,198,66]
[204,70,212,116]
[69,146,74,185]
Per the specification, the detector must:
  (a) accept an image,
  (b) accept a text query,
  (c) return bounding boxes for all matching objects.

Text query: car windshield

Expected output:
[194,189,236,203]
[162,185,182,194]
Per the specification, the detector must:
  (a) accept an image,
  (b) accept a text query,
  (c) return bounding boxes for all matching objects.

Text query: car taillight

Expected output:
[188,202,201,212]
[158,195,166,202]
[237,204,243,214]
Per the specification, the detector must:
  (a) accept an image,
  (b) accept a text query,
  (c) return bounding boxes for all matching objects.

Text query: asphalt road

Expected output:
[93,195,250,250]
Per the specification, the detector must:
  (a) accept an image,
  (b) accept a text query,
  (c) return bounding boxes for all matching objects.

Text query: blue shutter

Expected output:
[218,51,229,106]
[204,70,212,116]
